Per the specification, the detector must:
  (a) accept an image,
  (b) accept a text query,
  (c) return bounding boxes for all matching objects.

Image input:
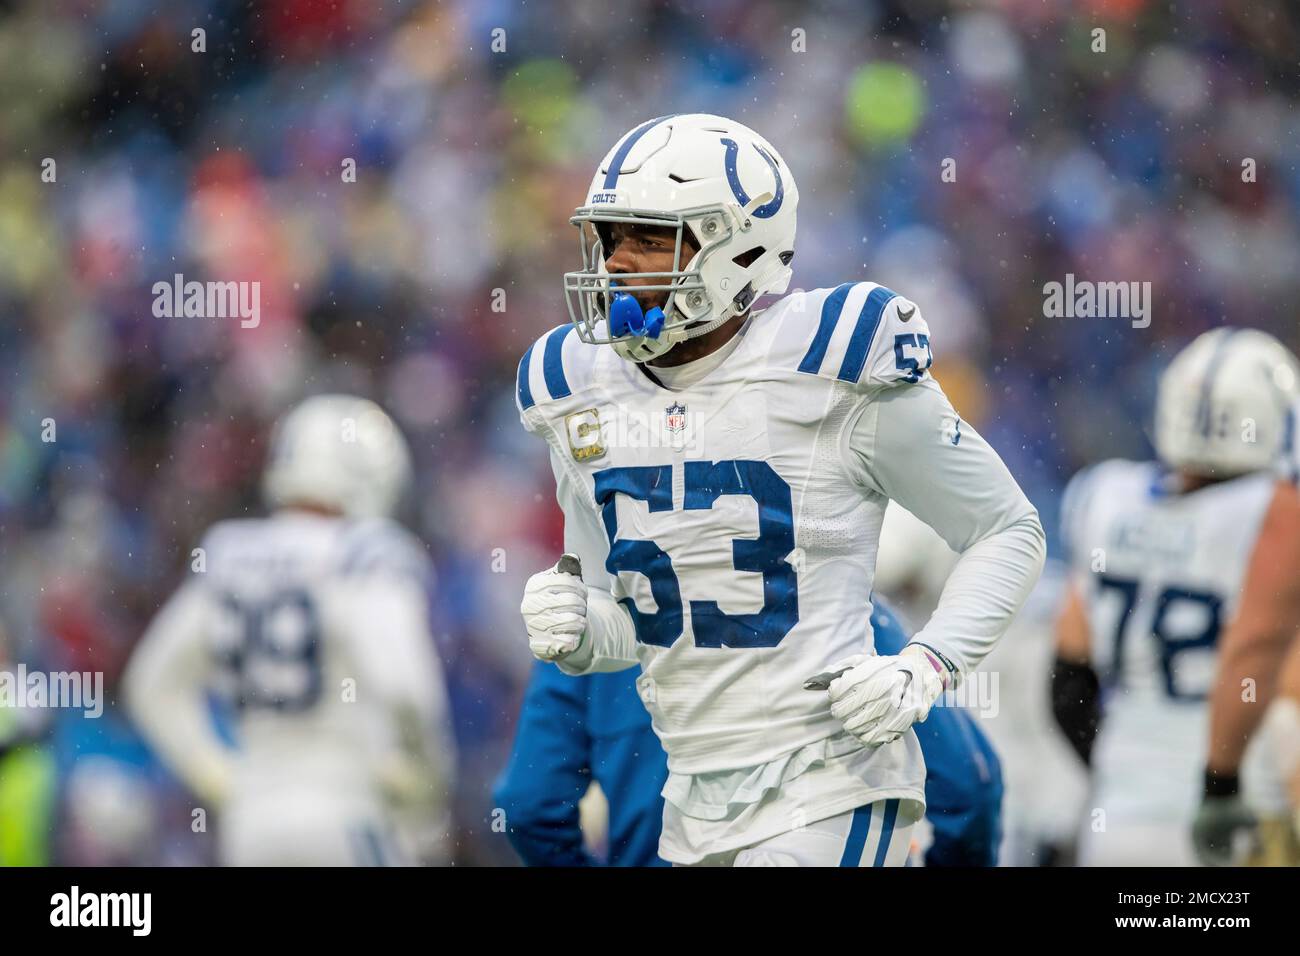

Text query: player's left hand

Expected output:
[1191,794,1256,866]
[818,645,948,747]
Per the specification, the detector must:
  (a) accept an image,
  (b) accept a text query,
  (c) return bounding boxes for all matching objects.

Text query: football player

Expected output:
[1053,328,1300,866]
[124,395,456,866]
[1192,355,1300,865]
[516,114,1045,866]
[494,597,1005,867]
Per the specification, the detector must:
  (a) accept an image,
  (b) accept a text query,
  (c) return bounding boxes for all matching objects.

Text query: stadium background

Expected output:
[0,0,1297,864]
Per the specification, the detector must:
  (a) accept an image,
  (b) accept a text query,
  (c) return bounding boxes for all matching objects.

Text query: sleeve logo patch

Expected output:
[565,408,607,462]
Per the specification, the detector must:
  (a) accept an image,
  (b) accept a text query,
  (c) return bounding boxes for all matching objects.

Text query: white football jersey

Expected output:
[126,511,454,861]
[1061,459,1278,824]
[519,282,944,778]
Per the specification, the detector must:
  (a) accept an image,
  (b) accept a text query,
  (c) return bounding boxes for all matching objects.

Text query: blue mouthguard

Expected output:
[609,292,665,339]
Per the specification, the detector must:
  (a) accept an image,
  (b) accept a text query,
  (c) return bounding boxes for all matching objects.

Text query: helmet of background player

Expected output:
[1154,328,1300,479]
[564,113,799,363]
[262,394,413,519]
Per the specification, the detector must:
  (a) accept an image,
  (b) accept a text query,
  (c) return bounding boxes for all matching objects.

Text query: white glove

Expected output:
[818,645,950,747]
[520,555,588,661]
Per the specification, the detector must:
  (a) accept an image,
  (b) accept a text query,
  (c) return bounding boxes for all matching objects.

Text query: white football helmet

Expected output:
[1154,328,1300,478]
[564,113,799,363]
[262,394,413,518]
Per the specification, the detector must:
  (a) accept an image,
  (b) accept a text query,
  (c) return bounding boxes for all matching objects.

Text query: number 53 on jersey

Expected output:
[594,459,799,650]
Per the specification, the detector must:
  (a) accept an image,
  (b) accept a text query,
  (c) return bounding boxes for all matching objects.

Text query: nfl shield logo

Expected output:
[665,402,687,435]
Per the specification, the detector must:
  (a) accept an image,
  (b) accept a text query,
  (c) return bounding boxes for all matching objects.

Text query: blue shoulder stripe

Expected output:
[837,285,897,383]
[798,283,854,374]
[543,325,574,400]
[516,343,537,410]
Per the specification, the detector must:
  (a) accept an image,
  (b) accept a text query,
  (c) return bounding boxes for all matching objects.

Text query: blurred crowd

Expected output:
[1,0,1297,864]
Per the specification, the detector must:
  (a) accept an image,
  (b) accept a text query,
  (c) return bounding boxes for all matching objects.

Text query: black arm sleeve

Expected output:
[1051,656,1101,766]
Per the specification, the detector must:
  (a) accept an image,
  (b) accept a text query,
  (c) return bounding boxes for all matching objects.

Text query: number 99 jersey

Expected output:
[126,510,453,851]
[517,282,937,779]
[1059,459,1277,825]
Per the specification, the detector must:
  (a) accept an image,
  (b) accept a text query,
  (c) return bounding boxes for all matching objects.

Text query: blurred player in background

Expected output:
[124,395,455,866]
[1193,366,1300,865]
[1054,329,1300,866]
[495,597,1003,866]
[517,114,1044,866]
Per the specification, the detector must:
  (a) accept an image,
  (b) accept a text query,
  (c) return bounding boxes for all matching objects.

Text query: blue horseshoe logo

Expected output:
[720,138,784,218]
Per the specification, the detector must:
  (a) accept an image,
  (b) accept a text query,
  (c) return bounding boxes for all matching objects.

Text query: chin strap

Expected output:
[680,310,735,342]
[672,279,755,342]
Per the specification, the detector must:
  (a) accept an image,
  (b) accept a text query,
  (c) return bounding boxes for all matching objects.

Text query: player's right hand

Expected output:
[1191,794,1256,866]
[520,555,588,661]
